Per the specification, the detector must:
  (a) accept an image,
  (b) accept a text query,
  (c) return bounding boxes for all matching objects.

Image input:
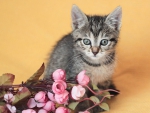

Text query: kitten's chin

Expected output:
[85,56,100,63]
[85,53,106,64]
[88,54,104,60]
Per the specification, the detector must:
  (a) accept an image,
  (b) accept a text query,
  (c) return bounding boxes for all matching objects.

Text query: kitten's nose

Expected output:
[91,47,99,56]
[93,51,98,56]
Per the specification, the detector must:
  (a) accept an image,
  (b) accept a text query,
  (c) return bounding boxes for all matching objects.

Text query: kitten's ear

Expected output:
[71,5,88,30]
[105,6,122,31]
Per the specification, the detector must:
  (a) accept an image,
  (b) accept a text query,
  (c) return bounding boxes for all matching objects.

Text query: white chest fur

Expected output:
[85,62,116,85]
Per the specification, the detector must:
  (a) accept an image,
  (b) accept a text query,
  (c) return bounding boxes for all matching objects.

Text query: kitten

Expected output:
[44,5,122,112]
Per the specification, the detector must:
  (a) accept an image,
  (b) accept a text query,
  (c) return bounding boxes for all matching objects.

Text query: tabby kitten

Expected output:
[44,5,122,112]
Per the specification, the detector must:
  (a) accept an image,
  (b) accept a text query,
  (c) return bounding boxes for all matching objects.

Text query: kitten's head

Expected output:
[71,5,122,64]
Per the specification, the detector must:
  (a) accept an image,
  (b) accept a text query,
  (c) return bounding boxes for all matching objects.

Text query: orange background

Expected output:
[0,0,150,113]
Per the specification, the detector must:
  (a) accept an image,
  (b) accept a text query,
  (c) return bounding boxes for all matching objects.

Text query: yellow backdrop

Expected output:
[0,0,150,113]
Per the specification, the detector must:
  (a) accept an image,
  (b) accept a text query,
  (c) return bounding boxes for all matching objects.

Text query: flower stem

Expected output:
[84,85,120,95]
[85,95,113,111]
[0,84,22,89]
[78,98,95,104]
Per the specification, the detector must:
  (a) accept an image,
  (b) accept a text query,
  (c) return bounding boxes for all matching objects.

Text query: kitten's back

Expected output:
[44,34,73,79]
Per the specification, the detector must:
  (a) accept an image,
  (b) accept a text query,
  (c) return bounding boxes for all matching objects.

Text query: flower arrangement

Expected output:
[0,63,119,113]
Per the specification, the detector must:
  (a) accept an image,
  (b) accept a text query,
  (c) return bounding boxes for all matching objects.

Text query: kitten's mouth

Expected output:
[93,55,97,57]
[80,55,101,67]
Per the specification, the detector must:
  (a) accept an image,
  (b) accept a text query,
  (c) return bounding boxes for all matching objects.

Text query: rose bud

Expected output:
[4,93,15,103]
[71,85,85,100]
[55,107,70,113]
[55,90,69,104]
[77,70,90,85]
[43,101,55,111]
[27,98,46,108]
[47,92,55,102]
[52,69,66,81]
[52,80,67,94]
[34,91,46,103]
[37,103,47,108]
[27,98,36,108]
[38,109,47,113]
[6,104,16,113]
[22,109,36,113]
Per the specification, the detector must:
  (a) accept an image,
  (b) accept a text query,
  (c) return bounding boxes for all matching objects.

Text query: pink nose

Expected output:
[91,47,99,56]
[92,51,98,56]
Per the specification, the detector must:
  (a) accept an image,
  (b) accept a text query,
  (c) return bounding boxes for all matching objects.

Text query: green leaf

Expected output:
[90,96,100,104]
[99,103,109,111]
[101,91,111,99]
[26,63,45,85]
[12,87,31,105]
[0,73,15,85]
[68,102,79,110]
[0,91,6,98]
[92,84,99,90]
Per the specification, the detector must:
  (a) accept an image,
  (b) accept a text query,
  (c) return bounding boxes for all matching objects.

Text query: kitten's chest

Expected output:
[85,63,115,84]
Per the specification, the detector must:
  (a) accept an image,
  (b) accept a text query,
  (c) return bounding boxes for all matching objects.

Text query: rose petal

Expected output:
[71,85,85,100]
[47,92,55,102]
[52,80,67,94]
[36,102,46,108]
[77,70,89,85]
[27,98,36,108]
[22,109,36,113]
[52,69,66,81]
[6,104,16,113]
[34,91,46,103]
[55,107,70,113]
[4,93,15,103]
[55,90,69,104]
[43,101,55,111]
[77,70,86,82]
[38,109,48,113]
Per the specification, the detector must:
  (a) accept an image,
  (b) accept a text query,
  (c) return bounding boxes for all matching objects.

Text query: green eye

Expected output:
[83,39,91,45]
[100,39,108,46]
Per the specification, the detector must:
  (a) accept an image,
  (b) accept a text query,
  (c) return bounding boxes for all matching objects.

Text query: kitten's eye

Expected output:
[83,39,91,45]
[100,39,108,46]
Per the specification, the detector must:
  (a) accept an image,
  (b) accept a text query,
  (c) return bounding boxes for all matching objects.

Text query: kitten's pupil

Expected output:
[100,39,108,46]
[83,39,91,45]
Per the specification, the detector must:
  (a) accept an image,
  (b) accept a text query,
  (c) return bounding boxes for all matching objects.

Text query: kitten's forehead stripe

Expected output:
[87,15,107,37]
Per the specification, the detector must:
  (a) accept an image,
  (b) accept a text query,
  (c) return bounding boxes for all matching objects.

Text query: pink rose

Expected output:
[52,80,67,94]
[6,104,16,113]
[22,109,36,113]
[71,85,85,100]
[52,69,66,81]
[27,96,46,108]
[47,92,55,101]
[36,102,46,108]
[55,107,70,113]
[38,109,47,113]
[34,91,46,103]
[4,93,15,103]
[55,90,69,104]
[77,70,90,85]
[79,111,90,113]
[27,98,36,108]
[43,101,55,111]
